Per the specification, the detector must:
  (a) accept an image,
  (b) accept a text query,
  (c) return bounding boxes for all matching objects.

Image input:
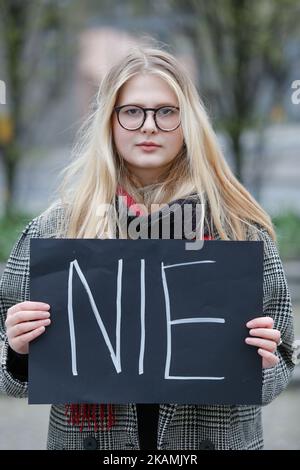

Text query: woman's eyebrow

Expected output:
[119,102,178,107]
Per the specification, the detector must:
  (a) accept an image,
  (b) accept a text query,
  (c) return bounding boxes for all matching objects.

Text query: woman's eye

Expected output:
[159,107,174,116]
[127,108,141,116]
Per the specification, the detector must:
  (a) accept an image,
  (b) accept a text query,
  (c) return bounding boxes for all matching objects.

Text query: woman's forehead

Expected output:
[117,73,178,106]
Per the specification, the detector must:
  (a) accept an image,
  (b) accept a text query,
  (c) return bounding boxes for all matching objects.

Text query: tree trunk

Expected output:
[230,133,243,183]
[1,144,19,217]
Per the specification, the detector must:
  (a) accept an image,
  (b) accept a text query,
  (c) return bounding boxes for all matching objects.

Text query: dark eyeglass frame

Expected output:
[114,104,181,132]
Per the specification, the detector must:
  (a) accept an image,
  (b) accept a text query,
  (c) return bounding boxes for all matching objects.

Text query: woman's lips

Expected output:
[137,144,161,152]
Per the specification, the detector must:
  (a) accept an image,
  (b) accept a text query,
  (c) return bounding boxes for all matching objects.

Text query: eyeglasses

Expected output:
[114,105,181,132]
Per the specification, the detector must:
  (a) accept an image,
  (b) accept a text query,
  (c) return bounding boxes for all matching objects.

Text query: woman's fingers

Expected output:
[5,301,51,355]
[7,301,50,316]
[245,336,277,352]
[245,317,282,369]
[246,317,274,329]
[249,327,281,344]
[11,327,47,353]
[5,310,51,328]
[258,349,280,368]
[8,318,51,339]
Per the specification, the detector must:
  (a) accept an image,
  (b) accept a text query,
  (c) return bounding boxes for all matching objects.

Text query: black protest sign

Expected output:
[29,239,263,405]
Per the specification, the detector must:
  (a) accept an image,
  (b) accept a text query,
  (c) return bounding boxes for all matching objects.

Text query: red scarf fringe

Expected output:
[65,404,115,432]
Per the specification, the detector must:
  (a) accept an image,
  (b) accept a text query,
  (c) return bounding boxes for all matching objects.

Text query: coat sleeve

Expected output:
[0,217,40,398]
[257,227,295,405]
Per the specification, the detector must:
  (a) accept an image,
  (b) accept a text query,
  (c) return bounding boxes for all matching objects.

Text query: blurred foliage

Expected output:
[273,211,300,260]
[170,0,300,184]
[0,212,33,263]
[0,0,73,217]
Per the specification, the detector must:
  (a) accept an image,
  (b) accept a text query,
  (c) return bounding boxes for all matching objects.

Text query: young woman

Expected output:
[0,45,295,450]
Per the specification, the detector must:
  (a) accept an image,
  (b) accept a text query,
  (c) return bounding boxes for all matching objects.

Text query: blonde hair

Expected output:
[56,43,275,241]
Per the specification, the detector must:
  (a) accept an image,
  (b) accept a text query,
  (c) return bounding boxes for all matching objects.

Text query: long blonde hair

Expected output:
[56,43,275,241]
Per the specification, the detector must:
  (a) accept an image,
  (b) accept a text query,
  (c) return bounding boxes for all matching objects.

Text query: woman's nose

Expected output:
[141,112,158,133]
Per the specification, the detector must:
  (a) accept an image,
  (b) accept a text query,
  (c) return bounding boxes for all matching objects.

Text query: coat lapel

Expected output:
[157,404,178,447]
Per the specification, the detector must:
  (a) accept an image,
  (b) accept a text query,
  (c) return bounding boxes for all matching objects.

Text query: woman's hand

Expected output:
[245,316,281,369]
[5,301,51,355]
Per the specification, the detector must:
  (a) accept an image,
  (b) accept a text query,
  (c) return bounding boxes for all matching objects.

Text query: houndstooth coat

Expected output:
[0,202,295,450]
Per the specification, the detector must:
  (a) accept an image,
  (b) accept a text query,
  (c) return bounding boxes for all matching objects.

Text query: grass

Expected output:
[0,212,34,262]
[273,211,300,261]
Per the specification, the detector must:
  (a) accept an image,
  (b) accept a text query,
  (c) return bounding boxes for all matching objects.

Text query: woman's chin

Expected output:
[130,155,167,166]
